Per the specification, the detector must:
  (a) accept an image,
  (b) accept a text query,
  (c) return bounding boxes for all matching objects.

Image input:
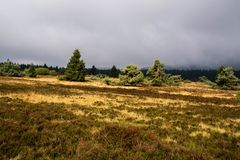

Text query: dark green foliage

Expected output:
[0,59,23,77]
[199,76,209,82]
[215,66,239,89]
[120,65,144,86]
[35,68,50,75]
[147,60,182,86]
[89,65,98,75]
[199,76,216,86]
[147,60,165,86]
[64,49,85,82]
[28,65,37,77]
[163,74,183,85]
[110,65,120,77]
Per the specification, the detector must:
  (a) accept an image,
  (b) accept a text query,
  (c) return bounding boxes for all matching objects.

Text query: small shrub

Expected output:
[103,77,121,86]
[236,92,240,101]
[58,75,67,80]
[91,74,108,81]
[104,78,111,85]
[184,79,192,83]
[36,68,50,75]
[164,75,182,85]
[199,76,216,86]
[49,70,57,76]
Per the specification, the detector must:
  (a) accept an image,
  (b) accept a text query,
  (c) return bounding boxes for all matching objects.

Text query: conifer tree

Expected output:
[28,64,37,77]
[147,60,165,86]
[110,65,119,77]
[64,49,85,81]
[90,65,98,75]
[215,66,239,89]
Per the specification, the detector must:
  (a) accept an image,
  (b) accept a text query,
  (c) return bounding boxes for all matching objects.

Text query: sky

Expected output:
[0,0,240,69]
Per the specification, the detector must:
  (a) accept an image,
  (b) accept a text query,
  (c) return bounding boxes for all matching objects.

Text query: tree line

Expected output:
[0,49,240,89]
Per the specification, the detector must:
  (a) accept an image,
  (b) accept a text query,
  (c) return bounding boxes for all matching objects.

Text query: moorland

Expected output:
[0,76,240,159]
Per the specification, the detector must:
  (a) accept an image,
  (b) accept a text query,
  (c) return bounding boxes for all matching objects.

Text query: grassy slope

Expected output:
[0,76,240,160]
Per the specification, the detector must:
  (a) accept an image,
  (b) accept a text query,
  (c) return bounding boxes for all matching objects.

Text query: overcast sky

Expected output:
[0,0,239,69]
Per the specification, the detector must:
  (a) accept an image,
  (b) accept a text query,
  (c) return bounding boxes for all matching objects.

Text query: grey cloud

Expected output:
[0,0,239,69]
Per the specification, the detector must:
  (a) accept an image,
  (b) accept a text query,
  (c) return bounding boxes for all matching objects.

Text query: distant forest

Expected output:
[17,63,240,81]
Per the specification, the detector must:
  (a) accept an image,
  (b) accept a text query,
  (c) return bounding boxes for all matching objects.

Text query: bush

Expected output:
[24,65,37,77]
[103,77,121,86]
[120,65,144,86]
[0,59,23,77]
[49,70,57,76]
[164,74,182,85]
[104,78,111,85]
[58,75,67,80]
[36,68,50,75]
[199,76,216,86]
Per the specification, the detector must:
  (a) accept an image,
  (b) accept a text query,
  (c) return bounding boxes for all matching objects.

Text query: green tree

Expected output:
[215,66,239,89]
[90,65,98,75]
[110,65,119,78]
[147,60,165,86]
[64,49,85,81]
[120,65,144,86]
[0,59,23,77]
[28,64,37,77]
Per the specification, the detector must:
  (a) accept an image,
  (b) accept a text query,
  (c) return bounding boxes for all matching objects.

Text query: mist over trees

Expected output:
[0,49,240,90]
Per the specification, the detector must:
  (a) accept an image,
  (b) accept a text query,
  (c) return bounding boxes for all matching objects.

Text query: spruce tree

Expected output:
[64,49,85,81]
[147,60,165,86]
[215,66,239,89]
[90,65,98,75]
[28,64,37,77]
[110,65,119,78]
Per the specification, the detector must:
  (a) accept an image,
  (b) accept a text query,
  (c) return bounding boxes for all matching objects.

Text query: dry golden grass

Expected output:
[1,76,240,159]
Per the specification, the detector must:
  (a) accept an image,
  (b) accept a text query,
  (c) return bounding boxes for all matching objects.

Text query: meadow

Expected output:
[0,76,240,159]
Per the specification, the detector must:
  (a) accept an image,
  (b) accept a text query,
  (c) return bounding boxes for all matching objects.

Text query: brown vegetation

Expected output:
[0,76,240,159]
